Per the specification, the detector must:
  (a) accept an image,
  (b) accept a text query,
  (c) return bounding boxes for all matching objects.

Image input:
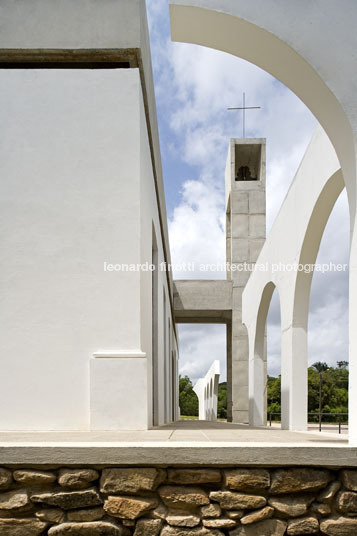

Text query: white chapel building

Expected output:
[0,0,179,431]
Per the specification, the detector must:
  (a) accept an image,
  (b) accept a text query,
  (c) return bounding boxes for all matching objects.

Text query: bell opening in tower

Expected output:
[234,143,262,181]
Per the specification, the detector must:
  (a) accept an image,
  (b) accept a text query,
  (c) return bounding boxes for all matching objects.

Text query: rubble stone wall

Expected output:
[0,465,357,535]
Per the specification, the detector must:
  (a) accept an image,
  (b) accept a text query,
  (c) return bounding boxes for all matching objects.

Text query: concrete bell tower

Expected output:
[226,138,266,423]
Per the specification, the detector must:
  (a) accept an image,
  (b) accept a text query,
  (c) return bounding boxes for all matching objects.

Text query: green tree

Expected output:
[218,382,227,419]
[337,360,349,369]
[311,362,329,418]
[267,375,281,419]
[266,364,348,423]
[179,375,198,416]
[308,364,348,422]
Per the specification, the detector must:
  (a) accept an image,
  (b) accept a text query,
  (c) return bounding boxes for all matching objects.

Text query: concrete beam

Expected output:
[0,444,355,467]
[174,280,232,323]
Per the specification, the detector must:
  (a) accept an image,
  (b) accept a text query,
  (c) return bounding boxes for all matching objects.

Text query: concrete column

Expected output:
[249,331,266,427]
[226,139,266,424]
[226,321,232,421]
[281,324,308,431]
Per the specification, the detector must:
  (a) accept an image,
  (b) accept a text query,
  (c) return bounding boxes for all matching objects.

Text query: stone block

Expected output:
[0,468,12,491]
[225,469,270,492]
[311,501,331,516]
[231,238,249,263]
[0,518,48,535]
[166,514,200,527]
[232,332,249,357]
[13,470,56,487]
[231,268,251,287]
[158,486,209,509]
[167,469,221,485]
[36,508,65,524]
[31,489,102,510]
[317,481,341,502]
[230,519,287,536]
[249,239,265,262]
[0,489,30,511]
[209,491,266,510]
[233,180,265,193]
[67,507,105,522]
[58,469,99,490]
[336,491,357,514]
[320,516,357,535]
[231,191,249,214]
[104,495,158,520]
[48,521,126,535]
[151,503,168,520]
[203,518,237,529]
[227,510,244,519]
[248,190,265,214]
[201,503,221,518]
[268,494,314,517]
[232,310,243,331]
[249,214,266,238]
[270,468,331,494]
[134,518,162,536]
[161,527,224,536]
[100,468,166,494]
[287,516,319,535]
[232,214,249,237]
[232,288,243,310]
[340,470,357,491]
[240,506,274,525]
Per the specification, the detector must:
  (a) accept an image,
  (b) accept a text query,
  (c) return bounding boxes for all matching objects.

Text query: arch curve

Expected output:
[249,281,279,426]
[243,128,344,430]
[170,0,356,212]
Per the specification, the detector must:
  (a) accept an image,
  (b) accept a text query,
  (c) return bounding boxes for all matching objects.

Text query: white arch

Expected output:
[243,127,345,429]
[250,282,277,427]
[170,1,357,442]
[170,1,355,206]
[193,360,221,420]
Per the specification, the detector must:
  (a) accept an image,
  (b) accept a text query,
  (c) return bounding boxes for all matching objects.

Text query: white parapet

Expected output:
[193,361,220,421]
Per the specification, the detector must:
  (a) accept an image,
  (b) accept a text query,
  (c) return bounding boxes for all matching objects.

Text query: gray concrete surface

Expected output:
[174,280,232,323]
[0,421,353,466]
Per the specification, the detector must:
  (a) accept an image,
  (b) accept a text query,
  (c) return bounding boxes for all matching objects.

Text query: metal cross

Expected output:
[228,92,261,137]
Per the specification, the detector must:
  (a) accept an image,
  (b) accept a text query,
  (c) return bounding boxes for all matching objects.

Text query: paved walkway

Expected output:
[0,421,353,466]
[0,419,348,444]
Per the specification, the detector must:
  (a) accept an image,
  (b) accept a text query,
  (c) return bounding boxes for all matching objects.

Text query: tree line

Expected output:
[179,361,348,421]
[268,361,348,422]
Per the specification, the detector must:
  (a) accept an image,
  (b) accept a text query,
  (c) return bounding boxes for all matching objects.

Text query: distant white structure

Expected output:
[193,361,220,421]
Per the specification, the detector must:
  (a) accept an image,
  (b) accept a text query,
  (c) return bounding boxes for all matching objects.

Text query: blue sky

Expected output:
[146,0,349,382]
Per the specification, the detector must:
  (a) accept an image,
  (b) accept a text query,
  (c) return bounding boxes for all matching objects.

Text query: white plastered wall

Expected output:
[0,0,179,432]
[0,67,178,431]
[91,68,178,430]
[0,69,142,430]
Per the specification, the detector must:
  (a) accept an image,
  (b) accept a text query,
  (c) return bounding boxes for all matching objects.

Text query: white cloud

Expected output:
[146,0,349,384]
[178,324,227,384]
[169,178,226,280]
